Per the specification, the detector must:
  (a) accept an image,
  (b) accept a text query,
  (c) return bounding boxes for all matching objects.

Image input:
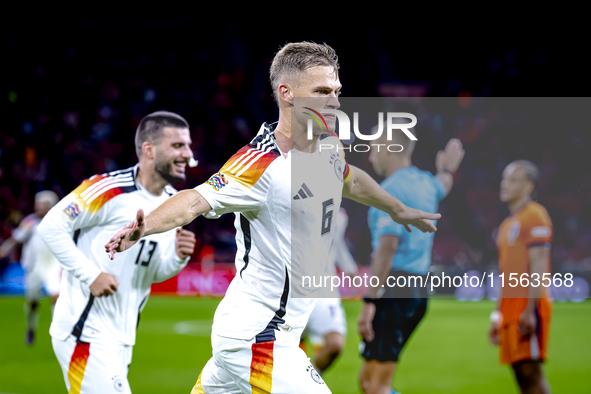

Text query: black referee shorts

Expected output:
[361,271,428,363]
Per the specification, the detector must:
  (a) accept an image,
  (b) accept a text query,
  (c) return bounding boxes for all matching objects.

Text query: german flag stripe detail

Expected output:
[220,146,279,190]
[249,341,274,394]
[69,170,137,215]
[225,133,273,173]
[343,162,352,183]
[67,340,90,394]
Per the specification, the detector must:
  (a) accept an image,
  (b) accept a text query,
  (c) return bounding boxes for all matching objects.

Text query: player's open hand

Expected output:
[105,209,146,260]
[358,301,376,342]
[390,206,441,233]
[89,272,119,297]
[175,228,196,259]
[436,138,465,173]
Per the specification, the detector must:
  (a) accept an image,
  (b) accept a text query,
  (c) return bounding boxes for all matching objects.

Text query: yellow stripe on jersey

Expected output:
[67,340,90,394]
[66,172,135,216]
[217,145,279,190]
[343,162,352,183]
[190,370,206,394]
[250,341,274,394]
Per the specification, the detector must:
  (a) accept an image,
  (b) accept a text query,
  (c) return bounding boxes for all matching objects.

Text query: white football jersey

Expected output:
[38,165,188,346]
[195,124,350,341]
[330,208,358,276]
[13,213,60,272]
[317,208,358,298]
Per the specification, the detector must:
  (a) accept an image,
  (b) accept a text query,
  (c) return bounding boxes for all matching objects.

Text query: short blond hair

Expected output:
[269,42,339,104]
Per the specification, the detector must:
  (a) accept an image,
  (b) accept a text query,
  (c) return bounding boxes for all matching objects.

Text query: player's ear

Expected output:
[278,83,293,107]
[142,141,155,160]
[527,181,536,199]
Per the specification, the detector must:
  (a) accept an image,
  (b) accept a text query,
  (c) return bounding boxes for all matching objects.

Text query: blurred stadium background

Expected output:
[2,15,590,393]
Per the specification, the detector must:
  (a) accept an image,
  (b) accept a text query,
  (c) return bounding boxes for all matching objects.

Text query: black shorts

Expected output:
[361,272,428,362]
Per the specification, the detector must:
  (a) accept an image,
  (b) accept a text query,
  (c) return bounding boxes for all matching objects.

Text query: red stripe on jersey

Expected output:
[220,146,279,189]
[343,161,352,183]
[85,186,127,215]
[249,341,274,393]
[67,340,90,394]
[70,172,135,215]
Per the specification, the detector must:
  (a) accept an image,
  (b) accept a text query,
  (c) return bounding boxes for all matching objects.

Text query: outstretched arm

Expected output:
[0,237,19,259]
[343,165,441,233]
[435,138,465,196]
[143,189,210,236]
[105,189,211,259]
[1,214,34,259]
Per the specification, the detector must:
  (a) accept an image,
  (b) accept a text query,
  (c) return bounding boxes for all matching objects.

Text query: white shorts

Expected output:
[26,263,61,300]
[192,330,332,394]
[302,298,347,346]
[52,335,133,394]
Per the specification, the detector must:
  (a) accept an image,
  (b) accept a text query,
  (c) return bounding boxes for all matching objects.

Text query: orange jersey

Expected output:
[496,202,553,364]
[496,201,553,301]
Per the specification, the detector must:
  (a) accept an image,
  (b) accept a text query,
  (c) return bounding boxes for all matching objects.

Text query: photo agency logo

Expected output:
[304,109,417,152]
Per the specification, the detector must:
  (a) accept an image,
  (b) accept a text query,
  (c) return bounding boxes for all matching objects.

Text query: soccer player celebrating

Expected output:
[489,160,553,394]
[358,129,464,394]
[106,42,440,394]
[38,111,196,394]
[0,190,61,345]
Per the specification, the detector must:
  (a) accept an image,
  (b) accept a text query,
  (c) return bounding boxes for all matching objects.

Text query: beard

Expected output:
[155,160,185,185]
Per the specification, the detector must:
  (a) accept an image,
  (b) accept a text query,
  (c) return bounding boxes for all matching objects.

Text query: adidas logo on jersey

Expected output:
[293,183,314,200]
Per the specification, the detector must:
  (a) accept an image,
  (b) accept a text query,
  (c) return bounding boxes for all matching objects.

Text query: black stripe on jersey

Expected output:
[248,122,281,157]
[71,295,95,339]
[108,171,137,193]
[528,242,551,249]
[85,170,137,201]
[136,296,148,331]
[73,229,81,245]
[239,214,251,278]
[106,167,135,178]
[255,267,290,343]
[106,167,138,193]
[301,183,314,197]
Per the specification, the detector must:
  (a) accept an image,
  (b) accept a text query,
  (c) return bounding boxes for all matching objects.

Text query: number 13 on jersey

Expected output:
[135,239,158,266]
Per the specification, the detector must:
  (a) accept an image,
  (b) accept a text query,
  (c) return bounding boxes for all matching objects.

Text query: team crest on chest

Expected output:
[507,221,521,246]
[329,152,344,182]
[306,364,325,384]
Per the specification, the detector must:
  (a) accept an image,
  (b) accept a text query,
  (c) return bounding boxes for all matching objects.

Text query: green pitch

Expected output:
[0,297,589,393]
